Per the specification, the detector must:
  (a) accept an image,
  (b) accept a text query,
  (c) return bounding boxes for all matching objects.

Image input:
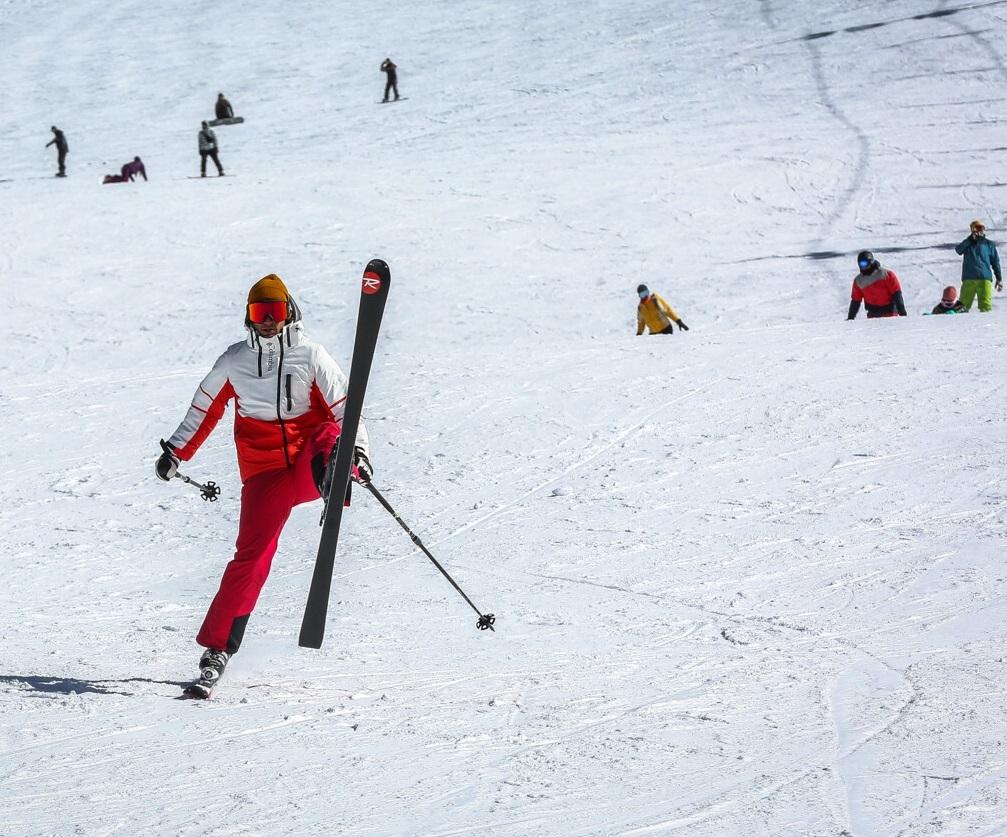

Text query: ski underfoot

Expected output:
[179,679,215,699]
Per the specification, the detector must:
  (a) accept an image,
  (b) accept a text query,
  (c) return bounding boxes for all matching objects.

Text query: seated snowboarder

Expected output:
[931,285,966,315]
[215,93,234,120]
[636,284,689,335]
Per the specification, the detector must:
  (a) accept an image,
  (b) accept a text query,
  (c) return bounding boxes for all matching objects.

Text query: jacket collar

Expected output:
[245,320,304,351]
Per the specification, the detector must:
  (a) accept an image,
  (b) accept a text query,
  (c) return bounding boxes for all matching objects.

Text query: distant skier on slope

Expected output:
[930,286,966,315]
[847,251,907,320]
[198,121,225,177]
[154,274,372,689]
[215,93,234,120]
[46,126,68,177]
[380,58,400,102]
[636,284,689,335]
[954,220,1002,312]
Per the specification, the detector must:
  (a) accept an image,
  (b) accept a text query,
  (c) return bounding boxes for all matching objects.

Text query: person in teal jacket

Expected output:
[954,220,1002,312]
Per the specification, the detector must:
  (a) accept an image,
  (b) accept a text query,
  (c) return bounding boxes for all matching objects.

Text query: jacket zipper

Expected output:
[276,339,291,468]
[285,374,292,412]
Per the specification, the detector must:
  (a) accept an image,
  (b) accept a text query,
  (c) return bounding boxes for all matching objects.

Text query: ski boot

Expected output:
[183,648,230,699]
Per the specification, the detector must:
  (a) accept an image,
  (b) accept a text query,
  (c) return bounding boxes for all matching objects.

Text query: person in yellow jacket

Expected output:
[636,284,689,335]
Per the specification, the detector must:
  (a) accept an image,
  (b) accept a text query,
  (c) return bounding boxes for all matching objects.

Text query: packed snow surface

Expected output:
[1,0,1006,835]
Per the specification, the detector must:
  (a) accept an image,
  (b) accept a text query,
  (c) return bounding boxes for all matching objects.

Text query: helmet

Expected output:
[941,285,958,304]
[636,284,649,295]
[856,250,875,272]
[970,219,986,233]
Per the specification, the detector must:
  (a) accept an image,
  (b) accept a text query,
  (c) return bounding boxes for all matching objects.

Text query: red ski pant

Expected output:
[196,421,341,653]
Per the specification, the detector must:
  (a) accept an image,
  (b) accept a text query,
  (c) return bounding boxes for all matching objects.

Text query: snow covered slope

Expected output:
[1,1,1005,834]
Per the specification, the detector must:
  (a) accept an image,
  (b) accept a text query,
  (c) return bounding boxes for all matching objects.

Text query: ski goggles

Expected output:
[247,300,289,323]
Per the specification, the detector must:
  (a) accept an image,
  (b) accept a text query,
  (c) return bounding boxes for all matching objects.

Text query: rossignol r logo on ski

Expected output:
[362,272,382,295]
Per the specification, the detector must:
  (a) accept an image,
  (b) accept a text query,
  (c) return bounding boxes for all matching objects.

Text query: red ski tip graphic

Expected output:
[362,272,382,294]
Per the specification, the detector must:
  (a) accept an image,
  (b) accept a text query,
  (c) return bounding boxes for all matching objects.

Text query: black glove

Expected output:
[155,439,179,482]
[847,299,861,320]
[676,319,689,331]
[353,447,373,483]
[311,450,330,496]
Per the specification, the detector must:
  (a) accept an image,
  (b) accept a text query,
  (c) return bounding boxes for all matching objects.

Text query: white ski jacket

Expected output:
[167,322,368,483]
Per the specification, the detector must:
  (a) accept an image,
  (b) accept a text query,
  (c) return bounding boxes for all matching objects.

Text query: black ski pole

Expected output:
[361,479,495,631]
[174,470,221,502]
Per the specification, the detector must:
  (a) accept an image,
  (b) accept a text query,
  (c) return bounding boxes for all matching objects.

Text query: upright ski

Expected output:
[298,259,390,648]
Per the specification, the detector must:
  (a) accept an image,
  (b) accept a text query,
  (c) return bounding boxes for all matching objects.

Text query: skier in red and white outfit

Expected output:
[155,273,371,685]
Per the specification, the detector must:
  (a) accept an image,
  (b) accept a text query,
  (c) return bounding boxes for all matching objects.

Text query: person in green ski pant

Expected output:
[954,220,1002,312]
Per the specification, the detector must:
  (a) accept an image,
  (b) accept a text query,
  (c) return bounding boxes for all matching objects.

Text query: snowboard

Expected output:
[208,116,244,126]
[378,98,408,104]
[186,174,232,179]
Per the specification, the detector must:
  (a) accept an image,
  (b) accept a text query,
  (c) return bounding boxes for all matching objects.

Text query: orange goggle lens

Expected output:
[248,300,289,323]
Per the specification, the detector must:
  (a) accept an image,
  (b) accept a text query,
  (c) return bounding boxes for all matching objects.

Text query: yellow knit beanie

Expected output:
[247,273,289,303]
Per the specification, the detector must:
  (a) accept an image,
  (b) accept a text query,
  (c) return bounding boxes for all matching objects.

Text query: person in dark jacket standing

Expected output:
[847,251,907,319]
[380,58,399,102]
[46,126,68,177]
[954,220,1002,312]
[215,93,234,120]
[198,121,224,177]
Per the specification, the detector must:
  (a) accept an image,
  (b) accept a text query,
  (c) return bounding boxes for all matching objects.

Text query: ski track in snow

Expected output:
[2,0,1007,835]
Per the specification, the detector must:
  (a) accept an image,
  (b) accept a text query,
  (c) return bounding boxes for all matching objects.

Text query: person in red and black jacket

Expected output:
[847,251,907,320]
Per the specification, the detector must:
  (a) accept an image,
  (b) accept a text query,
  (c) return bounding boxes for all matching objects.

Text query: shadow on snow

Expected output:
[0,675,187,696]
